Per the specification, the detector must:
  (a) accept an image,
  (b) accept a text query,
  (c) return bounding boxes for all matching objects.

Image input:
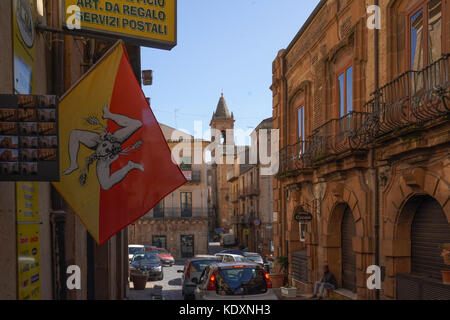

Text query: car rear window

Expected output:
[245,255,264,264]
[216,267,267,296]
[191,260,218,272]
[129,247,143,255]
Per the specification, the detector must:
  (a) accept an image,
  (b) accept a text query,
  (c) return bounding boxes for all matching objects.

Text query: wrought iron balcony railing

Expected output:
[362,54,449,139]
[143,208,210,220]
[227,170,238,182]
[278,55,449,177]
[279,140,314,175]
[242,185,260,197]
[230,213,256,225]
[311,111,371,157]
[185,170,201,183]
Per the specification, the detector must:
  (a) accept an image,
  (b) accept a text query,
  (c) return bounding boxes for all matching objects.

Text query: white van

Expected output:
[220,233,236,247]
[128,244,144,261]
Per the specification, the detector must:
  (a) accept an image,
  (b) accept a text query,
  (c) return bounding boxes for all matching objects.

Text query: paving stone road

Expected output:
[127,261,186,300]
[128,243,226,300]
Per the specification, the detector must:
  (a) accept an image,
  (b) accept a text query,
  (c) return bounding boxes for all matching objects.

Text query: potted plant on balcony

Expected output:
[281,283,297,298]
[130,269,149,290]
[270,256,289,288]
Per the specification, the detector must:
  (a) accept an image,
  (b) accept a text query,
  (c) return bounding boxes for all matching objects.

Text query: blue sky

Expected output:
[141,0,320,138]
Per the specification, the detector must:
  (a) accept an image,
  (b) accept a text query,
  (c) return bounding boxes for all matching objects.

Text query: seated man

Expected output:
[312,265,338,299]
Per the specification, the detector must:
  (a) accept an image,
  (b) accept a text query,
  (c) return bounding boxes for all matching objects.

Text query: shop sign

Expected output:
[63,0,177,49]
[16,182,40,300]
[0,95,59,181]
[294,206,313,223]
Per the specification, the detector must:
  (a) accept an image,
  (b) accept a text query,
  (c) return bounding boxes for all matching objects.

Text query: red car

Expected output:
[145,246,175,266]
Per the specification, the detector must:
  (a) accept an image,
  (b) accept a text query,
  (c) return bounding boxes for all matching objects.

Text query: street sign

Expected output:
[254,219,261,226]
[63,0,177,50]
[294,206,313,223]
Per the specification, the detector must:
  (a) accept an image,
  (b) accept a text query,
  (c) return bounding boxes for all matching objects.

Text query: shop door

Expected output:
[152,235,167,249]
[180,235,194,258]
[341,205,356,292]
[292,250,308,283]
[397,196,450,300]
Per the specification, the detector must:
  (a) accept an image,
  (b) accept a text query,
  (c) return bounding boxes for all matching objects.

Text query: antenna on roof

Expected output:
[174,108,179,128]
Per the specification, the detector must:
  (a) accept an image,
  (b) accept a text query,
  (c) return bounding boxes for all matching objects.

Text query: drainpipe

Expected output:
[51,0,64,96]
[283,56,288,259]
[373,0,380,301]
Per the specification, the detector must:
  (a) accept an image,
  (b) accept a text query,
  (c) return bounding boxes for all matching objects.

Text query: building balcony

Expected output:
[143,208,210,220]
[185,170,201,183]
[230,213,256,225]
[278,113,369,176]
[243,185,260,197]
[230,215,243,224]
[361,54,449,142]
[242,213,255,225]
[277,58,449,178]
[278,140,314,176]
[311,111,370,159]
[227,170,238,182]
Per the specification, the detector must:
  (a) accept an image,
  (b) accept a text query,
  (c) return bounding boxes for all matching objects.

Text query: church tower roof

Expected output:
[212,93,233,120]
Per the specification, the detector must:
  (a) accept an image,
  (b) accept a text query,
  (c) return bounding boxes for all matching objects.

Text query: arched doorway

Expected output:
[341,205,356,292]
[397,195,450,299]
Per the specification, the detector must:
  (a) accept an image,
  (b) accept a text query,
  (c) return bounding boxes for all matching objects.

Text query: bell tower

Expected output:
[209,93,235,233]
[210,93,235,148]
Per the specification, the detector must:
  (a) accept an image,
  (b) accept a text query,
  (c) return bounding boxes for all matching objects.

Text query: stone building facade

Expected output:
[229,119,274,256]
[128,124,211,259]
[271,0,449,300]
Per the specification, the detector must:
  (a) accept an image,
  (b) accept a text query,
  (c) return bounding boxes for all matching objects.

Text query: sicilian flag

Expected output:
[53,41,186,244]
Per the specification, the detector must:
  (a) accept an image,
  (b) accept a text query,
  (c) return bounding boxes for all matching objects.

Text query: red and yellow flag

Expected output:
[53,41,186,244]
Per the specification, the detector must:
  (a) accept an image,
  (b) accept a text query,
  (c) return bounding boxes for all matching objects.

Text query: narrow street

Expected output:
[128,261,185,300]
[128,242,226,300]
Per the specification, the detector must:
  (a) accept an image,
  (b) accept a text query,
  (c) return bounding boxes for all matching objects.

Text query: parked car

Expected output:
[220,233,236,247]
[129,252,163,281]
[178,255,220,300]
[128,244,144,261]
[193,262,277,300]
[220,249,244,256]
[243,252,264,267]
[215,253,246,263]
[146,247,175,266]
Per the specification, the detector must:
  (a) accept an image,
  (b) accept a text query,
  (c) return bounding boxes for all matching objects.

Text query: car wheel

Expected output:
[159,273,164,281]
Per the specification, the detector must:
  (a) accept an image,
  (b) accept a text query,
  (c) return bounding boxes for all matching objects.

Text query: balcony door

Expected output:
[297,106,305,154]
[409,0,443,94]
[153,200,164,218]
[180,192,192,218]
[337,66,353,139]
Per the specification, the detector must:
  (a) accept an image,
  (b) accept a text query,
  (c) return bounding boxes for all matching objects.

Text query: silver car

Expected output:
[193,262,278,300]
[178,256,220,300]
[215,253,246,263]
